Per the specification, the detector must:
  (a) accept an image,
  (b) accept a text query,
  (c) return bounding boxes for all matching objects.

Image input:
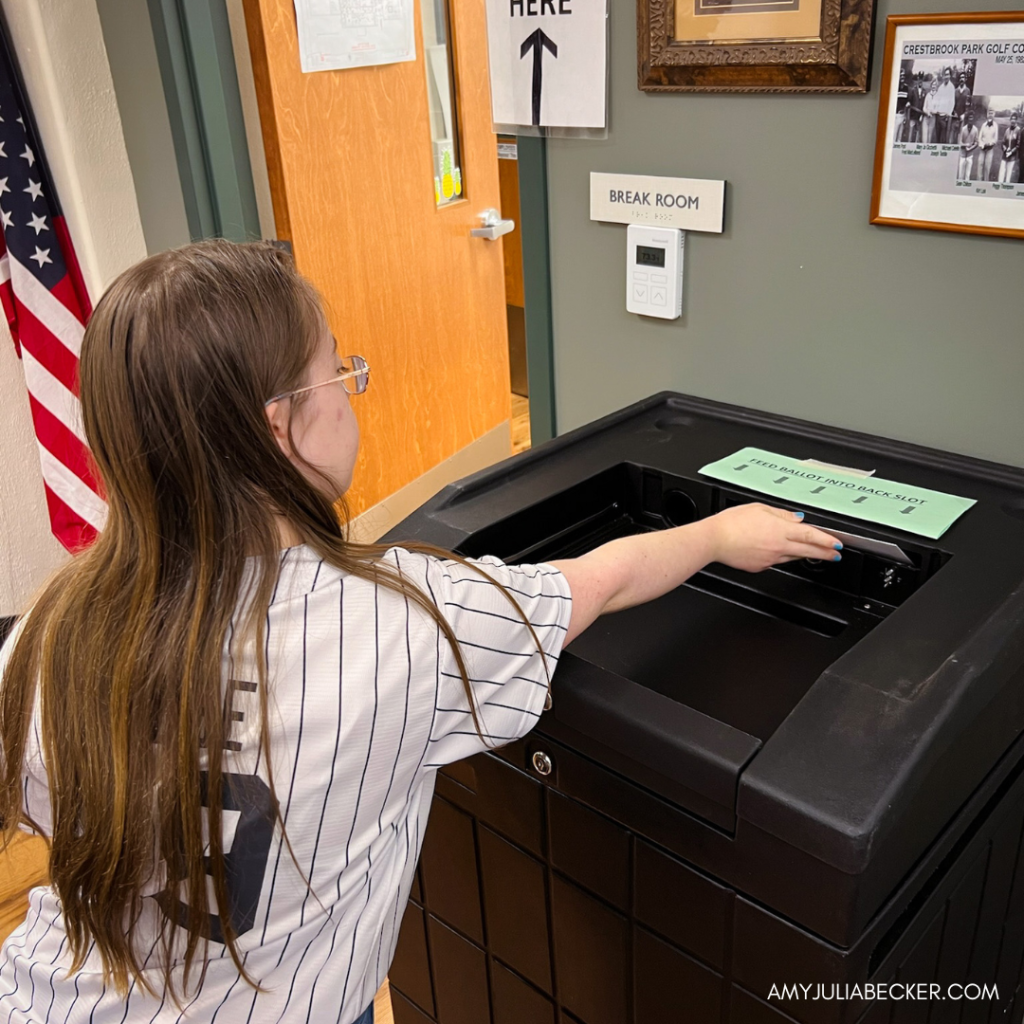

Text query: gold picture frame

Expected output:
[639,0,876,92]
[870,12,1024,240]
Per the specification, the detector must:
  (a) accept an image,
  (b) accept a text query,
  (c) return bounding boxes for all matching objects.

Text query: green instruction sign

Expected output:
[698,448,976,540]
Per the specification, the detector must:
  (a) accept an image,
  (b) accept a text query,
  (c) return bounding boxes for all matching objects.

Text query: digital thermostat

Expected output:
[626,224,684,320]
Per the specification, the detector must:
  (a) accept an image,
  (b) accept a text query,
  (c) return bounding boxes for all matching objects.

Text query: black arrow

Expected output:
[774,477,788,485]
[900,506,915,515]
[811,486,826,494]
[520,29,557,126]
[734,464,749,471]
[853,496,868,504]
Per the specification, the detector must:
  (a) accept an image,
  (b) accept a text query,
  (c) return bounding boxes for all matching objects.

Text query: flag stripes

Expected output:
[0,25,105,552]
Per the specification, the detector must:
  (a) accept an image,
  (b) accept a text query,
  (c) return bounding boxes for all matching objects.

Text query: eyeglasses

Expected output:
[264,355,369,407]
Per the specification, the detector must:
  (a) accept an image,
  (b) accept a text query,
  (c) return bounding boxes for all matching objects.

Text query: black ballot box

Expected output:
[383,393,1024,1024]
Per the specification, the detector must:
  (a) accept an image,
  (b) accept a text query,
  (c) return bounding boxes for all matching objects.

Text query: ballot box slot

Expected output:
[715,487,952,607]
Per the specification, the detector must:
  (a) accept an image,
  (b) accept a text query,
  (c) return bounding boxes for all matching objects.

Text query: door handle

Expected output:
[471,208,515,240]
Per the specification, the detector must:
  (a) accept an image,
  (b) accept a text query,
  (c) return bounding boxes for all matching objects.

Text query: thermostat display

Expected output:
[627,224,684,320]
[635,245,666,268]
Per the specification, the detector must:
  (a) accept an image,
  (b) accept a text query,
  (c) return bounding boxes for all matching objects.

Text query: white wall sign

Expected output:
[485,0,606,128]
[292,0,416,72]
[590,173,726,233]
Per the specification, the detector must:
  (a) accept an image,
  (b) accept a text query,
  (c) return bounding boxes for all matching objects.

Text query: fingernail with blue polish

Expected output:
[833,553,842,561]
[795,511,804,519]
[834,542,843,550]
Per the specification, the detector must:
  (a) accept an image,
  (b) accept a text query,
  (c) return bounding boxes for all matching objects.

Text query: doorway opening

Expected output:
[497,135,531,454]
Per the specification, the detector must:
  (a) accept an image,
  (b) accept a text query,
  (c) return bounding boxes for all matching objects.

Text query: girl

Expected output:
[0,241,839,1022]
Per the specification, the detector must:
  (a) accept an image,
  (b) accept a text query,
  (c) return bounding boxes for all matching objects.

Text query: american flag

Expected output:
[0,28,106,552]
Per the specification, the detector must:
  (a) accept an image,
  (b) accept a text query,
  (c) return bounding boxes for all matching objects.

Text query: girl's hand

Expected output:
[552,502,842,643]
[707,503,840,573]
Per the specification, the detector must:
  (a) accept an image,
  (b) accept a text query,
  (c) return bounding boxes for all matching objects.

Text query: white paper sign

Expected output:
[590,173,726,233]
[485,0,606,128]
[293,0,416,73]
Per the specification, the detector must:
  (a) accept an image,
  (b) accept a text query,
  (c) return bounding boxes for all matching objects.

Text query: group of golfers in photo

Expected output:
[894,60,1023,185]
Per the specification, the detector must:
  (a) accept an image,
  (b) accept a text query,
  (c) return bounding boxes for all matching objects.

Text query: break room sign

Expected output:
[699,448,976,540]
[484,0,606,128]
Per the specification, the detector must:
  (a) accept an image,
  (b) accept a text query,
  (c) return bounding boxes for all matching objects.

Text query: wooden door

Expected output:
[241,0,510,519]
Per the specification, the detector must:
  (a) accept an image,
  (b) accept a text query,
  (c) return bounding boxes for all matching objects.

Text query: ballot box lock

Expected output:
[532,751,553,776]
[862,558,919,605]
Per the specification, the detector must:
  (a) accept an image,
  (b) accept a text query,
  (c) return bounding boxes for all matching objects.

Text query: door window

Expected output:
[421,0,463,205]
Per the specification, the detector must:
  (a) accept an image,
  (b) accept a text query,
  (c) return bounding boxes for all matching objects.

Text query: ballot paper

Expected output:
[815,528,913,566]
[800,459,875,479]
[293,0,416,73]
[699,447,976,540]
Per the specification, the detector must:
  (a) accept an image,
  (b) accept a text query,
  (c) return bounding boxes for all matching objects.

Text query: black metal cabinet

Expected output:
[385,393,1024,1024]
[391,739,1024,1024]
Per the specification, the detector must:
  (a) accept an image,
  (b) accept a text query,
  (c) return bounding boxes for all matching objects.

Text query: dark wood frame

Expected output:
[638,0,876,92]
[869,11,1024,241]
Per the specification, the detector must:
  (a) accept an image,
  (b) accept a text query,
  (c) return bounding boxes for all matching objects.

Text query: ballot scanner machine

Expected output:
[384,393,1024,1024]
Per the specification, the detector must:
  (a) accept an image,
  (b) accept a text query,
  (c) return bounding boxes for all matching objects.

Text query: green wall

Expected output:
[546,0,1024,468]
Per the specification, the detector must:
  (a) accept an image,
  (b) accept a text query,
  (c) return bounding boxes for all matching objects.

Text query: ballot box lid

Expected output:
[384,393,1024,925]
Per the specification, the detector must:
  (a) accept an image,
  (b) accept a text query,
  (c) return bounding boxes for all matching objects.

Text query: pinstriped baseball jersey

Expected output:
[0,546,572,1022]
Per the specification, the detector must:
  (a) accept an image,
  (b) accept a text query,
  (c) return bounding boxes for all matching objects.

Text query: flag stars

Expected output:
[29,247,52,268]
[24,179,43,201]
[1,209,12,229]
[20,146,34,168]
[0,142,7,159]
[0,177,8,197]
[27,212,48,235]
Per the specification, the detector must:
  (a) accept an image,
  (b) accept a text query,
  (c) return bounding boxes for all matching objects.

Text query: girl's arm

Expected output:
[550,504,839,644]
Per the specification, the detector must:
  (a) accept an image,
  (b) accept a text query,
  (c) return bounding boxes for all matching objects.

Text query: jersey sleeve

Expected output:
[416,552,573,769]
[0,617,52,837]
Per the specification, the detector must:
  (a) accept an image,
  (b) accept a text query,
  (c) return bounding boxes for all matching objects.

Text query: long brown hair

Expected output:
[0,240,544,1002]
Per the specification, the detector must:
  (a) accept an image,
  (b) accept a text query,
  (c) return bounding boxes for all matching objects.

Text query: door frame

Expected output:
[146,0,261,241]
[516,135,556,445]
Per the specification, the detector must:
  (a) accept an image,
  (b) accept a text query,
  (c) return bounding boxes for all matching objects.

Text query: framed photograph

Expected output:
[871,13,1024,240]
[638,0,876,92]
